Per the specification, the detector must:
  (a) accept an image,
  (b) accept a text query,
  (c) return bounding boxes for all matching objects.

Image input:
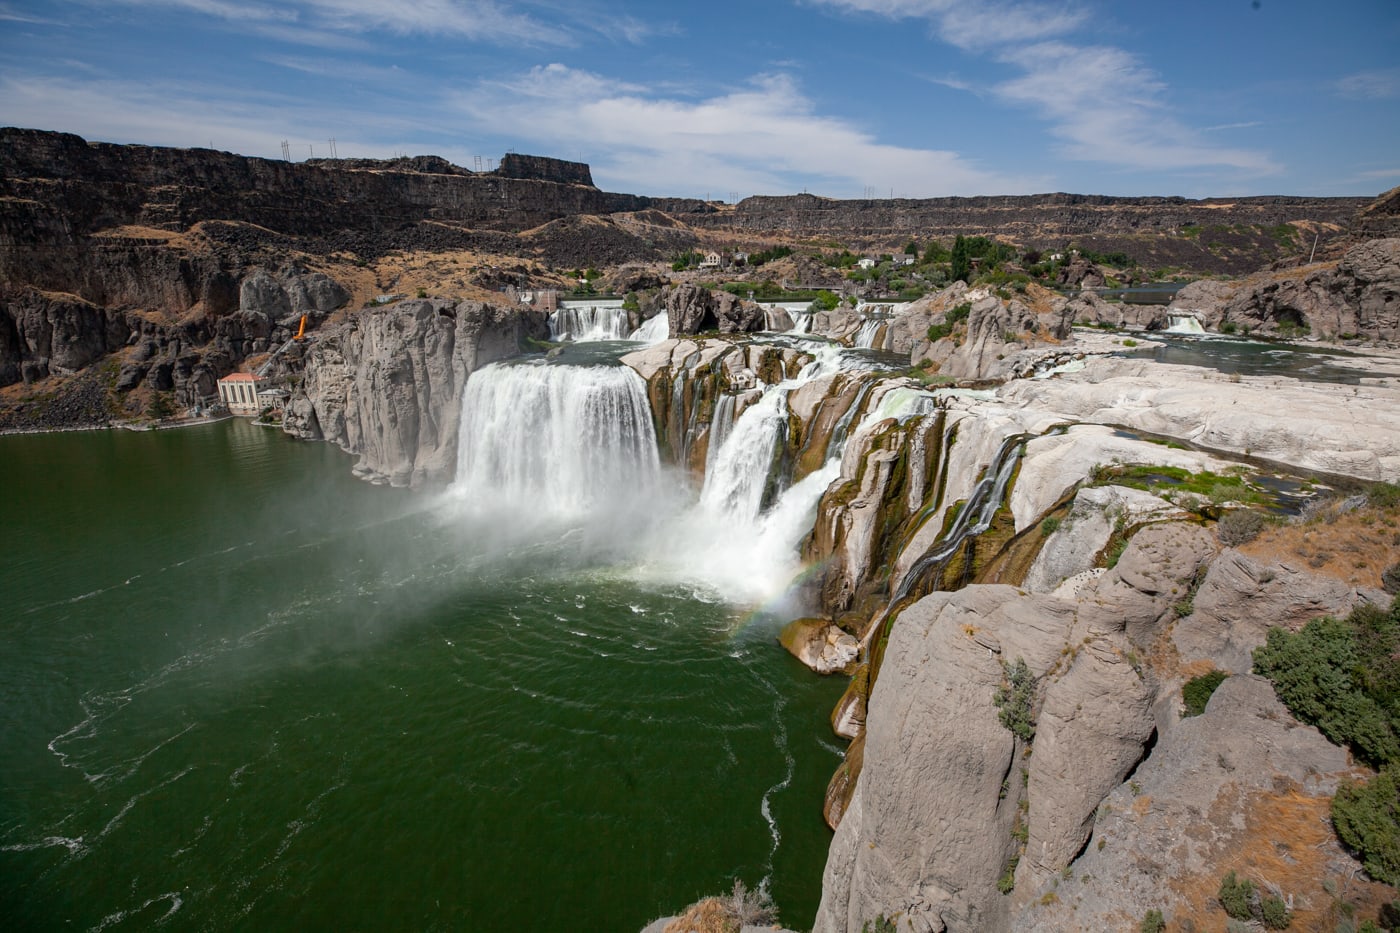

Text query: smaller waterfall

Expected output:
[889,433,1025,606]
[629,314,670,344]
[786,313,813,335]
[549,306,631,342]
[700,389,791,525]
[1165,313,1206,335]
[853,319,884,349]
[704,393,738,476]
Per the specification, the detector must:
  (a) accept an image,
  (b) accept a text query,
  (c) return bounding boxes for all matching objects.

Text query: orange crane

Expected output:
[293,314,307,340]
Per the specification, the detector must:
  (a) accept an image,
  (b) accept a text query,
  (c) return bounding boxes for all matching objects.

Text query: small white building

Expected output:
[699,251,722,268]
[856,257,877,270]
[217,372,267,415]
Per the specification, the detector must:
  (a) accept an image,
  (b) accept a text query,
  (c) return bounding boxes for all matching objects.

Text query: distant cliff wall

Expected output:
[0,128,647,252]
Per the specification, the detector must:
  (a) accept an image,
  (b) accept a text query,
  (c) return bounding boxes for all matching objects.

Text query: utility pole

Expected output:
[328,137,337,159]
[281,140,290,161]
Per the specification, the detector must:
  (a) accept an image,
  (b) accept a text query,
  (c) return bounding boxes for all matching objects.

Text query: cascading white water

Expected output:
[699,388,791,525]
[449,337,897,606]
[787,313,813,335]
[853,319,884,348]
[549,306,631,342]
[705,393,738,476]
[1165,314,1206,335]
[453,360,659,516]
[629,314,670,343]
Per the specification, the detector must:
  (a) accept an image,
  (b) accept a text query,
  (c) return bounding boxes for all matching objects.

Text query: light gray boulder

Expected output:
[1174,548,1387,672]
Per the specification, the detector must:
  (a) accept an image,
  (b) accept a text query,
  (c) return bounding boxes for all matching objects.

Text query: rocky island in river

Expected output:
[4,128,1400,932]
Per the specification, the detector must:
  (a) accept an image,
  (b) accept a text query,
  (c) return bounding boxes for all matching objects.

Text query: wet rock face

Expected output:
[283,299,548,487]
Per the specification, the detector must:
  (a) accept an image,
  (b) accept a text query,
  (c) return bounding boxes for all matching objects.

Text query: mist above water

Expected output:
[447,342,888,607]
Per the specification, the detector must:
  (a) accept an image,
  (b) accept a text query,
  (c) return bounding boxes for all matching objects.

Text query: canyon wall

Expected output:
[283,298,547,486]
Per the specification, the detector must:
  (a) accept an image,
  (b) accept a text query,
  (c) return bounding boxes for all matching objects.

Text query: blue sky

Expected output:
[1,0,1397,199]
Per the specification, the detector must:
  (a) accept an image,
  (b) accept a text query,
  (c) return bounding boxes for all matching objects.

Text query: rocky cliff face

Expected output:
[676,192,1370,275]
[1172,237,1400,340]
[0,129,643,247]
[283,298,546,486]
[775,337,1400,932]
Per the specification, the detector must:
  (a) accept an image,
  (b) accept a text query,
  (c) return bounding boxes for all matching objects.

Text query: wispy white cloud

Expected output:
[1335,69,1400,100]
[921,73,976,93]
[1202,121,1263,132]
[88,0,575,45]
[1357,167,1400,180]
[808,0,1278,179]
[806,0,1086,50]
[448,64,1039,196]
[0,74,445,161]
[0,2,69,24]
[996,42,1278,174]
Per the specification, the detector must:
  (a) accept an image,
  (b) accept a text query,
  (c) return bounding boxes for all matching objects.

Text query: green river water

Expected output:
[0,420,846,931]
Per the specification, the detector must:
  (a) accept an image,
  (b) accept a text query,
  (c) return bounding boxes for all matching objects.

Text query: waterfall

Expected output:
[705,392,738,476]
[786,313,813,335]
[549,306,631,342]
[853,319,884,349]
[699,388,792,525]
[889,433,1024,606]
[453,360,659,516]
[1165,314,1206,335]
[629,314,670,344]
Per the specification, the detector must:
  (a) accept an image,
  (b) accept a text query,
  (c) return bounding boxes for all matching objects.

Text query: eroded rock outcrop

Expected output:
[283,298,546,486]
[1172,237,1400,340]
[662,284,766,336]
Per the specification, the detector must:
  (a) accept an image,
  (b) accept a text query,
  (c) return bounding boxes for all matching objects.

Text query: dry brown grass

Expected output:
[663,898,738,933]
[1168,781,1394,932]
[1240,498,1400,591]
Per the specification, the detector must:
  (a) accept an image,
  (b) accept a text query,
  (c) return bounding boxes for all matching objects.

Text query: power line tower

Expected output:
[328,137,337,159]
[280,140,290,161]
[474,155,483,172]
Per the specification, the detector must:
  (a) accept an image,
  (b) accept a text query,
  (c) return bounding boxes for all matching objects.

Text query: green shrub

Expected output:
[1140,908,1166,933]
[1333,770,1400,886]
[1253,609,1400,767]
[997,861,1018,894]
[995,658,1037,742]
[947,301,972,324]
[1260,894,1292,929]
[1040,516,1061,537]
[1183,670,1228,716]
[1218,508,1267,546]
[1219,871,1255,920]
[1370,482,1400,509]
[927,323,952,342]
